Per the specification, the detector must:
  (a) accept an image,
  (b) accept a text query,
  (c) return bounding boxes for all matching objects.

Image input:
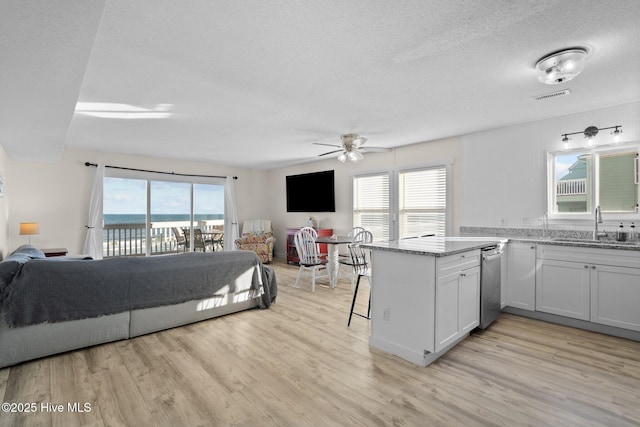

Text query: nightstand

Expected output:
[42,248,68,257]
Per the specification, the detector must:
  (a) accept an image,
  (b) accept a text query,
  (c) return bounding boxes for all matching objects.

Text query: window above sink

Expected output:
[547,143,639,220]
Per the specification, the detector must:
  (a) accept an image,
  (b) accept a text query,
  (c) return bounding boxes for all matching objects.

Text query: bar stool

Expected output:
[347,236,372,326]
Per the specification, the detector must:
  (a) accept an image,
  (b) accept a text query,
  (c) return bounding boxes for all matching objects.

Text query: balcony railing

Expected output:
[556,178,586,196]
[103,220,223,258]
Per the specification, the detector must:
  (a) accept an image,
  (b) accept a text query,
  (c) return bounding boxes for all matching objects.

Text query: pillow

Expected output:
[10,245,46,260]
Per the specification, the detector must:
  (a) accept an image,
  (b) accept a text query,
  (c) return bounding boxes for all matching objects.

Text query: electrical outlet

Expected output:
[383,308,390,321]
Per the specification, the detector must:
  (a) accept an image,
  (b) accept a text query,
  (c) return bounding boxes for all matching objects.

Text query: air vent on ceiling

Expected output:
[529,89,571,101]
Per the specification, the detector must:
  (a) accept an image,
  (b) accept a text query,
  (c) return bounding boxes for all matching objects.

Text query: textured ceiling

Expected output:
[1,0,639,169]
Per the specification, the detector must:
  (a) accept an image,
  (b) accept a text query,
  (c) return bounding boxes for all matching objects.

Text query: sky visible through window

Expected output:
[104,178,224,215]
[555,153,580,180]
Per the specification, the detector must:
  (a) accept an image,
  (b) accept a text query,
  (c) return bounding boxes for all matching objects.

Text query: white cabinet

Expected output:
[506,242,536,311]
[435,252,480,353]
[536,245,640,331]
[536,259,590,320]
[368,248,481,366]
[591,264,640,332]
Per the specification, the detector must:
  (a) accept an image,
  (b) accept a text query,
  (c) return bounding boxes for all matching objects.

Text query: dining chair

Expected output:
[339,229,372,289]
[293,228,329,292]
[347,237,373,326]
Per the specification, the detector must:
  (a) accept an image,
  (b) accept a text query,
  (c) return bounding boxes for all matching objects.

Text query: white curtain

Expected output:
[83,164,105,259]
[224,176,239,251]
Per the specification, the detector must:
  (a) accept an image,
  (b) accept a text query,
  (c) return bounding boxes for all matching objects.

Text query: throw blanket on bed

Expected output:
[2,251,273,327]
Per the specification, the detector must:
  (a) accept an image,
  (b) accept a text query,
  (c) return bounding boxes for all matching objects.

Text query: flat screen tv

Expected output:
[286,170,335,212]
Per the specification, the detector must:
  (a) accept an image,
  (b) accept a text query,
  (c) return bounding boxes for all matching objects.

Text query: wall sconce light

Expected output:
[560,125,622,149]
[19,222,39,244]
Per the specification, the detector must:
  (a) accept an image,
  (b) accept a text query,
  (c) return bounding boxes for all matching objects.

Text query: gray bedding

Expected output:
[1,251,275,328]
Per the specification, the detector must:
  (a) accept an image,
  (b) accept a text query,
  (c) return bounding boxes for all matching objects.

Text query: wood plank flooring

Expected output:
[1,259,639,426]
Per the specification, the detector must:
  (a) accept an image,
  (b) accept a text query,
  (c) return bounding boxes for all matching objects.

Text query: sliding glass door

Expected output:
[102,173,225,257]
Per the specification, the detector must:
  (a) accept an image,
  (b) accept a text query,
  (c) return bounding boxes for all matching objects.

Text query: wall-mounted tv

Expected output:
[286,170,335,212]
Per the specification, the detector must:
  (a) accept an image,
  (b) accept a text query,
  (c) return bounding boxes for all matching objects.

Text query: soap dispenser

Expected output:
[617,222,627,242]
[630,222,637,242]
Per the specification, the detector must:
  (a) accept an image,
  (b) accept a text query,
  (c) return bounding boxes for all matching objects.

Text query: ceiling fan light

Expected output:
[337,152,347,162]
[346,151,358,162]
[353,150,364,161]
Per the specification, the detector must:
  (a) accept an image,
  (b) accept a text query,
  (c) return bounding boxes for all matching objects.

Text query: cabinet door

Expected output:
[435,271,460,353]
[591,264,640,331]
[459,266,480,334]
[506,243,536,310]
[435,266,480,353]
[536,259,590,320]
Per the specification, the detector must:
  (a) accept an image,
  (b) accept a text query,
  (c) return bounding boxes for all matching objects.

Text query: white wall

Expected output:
[461,101,640,229]
[266,136,463,257]
[5,148,270,255]
[0,145,9,258]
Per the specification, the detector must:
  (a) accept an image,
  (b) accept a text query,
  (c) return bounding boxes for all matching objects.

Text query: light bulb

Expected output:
[612,127,622,144]
[337,152,347,163]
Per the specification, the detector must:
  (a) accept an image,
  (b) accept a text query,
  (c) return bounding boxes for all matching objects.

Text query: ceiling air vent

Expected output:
[529,89,571,101]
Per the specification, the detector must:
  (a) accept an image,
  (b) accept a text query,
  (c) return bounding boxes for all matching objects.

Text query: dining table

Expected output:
[202,229,224,251]
[315,235,353,288]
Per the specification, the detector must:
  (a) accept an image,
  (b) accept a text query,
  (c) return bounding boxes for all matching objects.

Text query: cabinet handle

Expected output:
[460,273,466,277]
[591,265,596,270]
[584,265,589,269]
[530,246,535,249]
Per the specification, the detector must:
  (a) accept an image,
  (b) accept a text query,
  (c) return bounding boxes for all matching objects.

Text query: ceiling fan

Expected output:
[313,134,390,163]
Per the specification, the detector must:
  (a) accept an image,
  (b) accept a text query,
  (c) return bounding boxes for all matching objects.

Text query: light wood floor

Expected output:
[1,259,639,427]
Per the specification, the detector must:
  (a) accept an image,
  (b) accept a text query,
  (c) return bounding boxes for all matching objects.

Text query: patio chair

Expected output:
[172,227,186,252]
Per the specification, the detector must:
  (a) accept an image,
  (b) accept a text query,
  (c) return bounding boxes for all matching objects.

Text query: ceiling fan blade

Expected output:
[313,142,342,148]
[318,149,344,157]
[352,136,367,147]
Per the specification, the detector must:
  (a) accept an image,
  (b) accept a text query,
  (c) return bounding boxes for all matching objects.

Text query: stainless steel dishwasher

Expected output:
[479,244,503,329]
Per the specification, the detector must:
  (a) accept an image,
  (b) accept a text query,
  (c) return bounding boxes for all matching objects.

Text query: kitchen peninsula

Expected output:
[364,237,504,366]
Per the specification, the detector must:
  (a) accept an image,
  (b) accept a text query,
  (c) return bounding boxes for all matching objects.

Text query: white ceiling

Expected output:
[1,0,639,169]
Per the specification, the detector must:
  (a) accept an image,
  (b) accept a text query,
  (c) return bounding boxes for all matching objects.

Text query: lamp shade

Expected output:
[19,222,39,235]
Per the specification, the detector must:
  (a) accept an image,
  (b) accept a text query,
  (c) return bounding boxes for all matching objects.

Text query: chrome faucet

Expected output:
[593,205,606,240]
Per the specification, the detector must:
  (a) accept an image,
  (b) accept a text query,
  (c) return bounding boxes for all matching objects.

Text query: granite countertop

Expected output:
[510,237,640,251]
[363,236,506,257]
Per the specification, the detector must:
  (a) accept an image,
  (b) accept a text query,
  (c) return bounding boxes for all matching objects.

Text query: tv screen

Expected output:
[286,170,335,212]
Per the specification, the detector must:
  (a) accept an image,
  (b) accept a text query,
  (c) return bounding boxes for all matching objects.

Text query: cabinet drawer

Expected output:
[537,244,640,268]
[437,250,480,278]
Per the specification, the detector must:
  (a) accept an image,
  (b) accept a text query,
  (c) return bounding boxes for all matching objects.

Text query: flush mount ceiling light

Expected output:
[560,125,622,149]
[536,48,588,85]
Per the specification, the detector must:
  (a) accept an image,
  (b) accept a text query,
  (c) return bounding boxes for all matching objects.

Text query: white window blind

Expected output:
[399,166,447,238]
[353,173,390,241]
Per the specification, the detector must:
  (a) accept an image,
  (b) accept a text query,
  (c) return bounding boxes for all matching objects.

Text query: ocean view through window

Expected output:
[103,175,225,257]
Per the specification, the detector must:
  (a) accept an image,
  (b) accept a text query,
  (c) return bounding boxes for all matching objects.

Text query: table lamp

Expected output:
[19,222,39,244]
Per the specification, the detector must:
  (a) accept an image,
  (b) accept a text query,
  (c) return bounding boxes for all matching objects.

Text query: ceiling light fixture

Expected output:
[560,125,622,149]
[75,102,173,119]
[536,47,588,85]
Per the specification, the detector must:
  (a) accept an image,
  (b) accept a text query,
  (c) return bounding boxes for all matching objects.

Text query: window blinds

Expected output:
[399,166,447,238]
[353,173,390,241]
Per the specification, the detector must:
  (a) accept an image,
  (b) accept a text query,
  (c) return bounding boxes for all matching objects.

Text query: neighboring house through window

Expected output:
[549,146,639,216]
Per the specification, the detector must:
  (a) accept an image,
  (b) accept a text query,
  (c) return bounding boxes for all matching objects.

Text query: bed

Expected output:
[0,245,276,368]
